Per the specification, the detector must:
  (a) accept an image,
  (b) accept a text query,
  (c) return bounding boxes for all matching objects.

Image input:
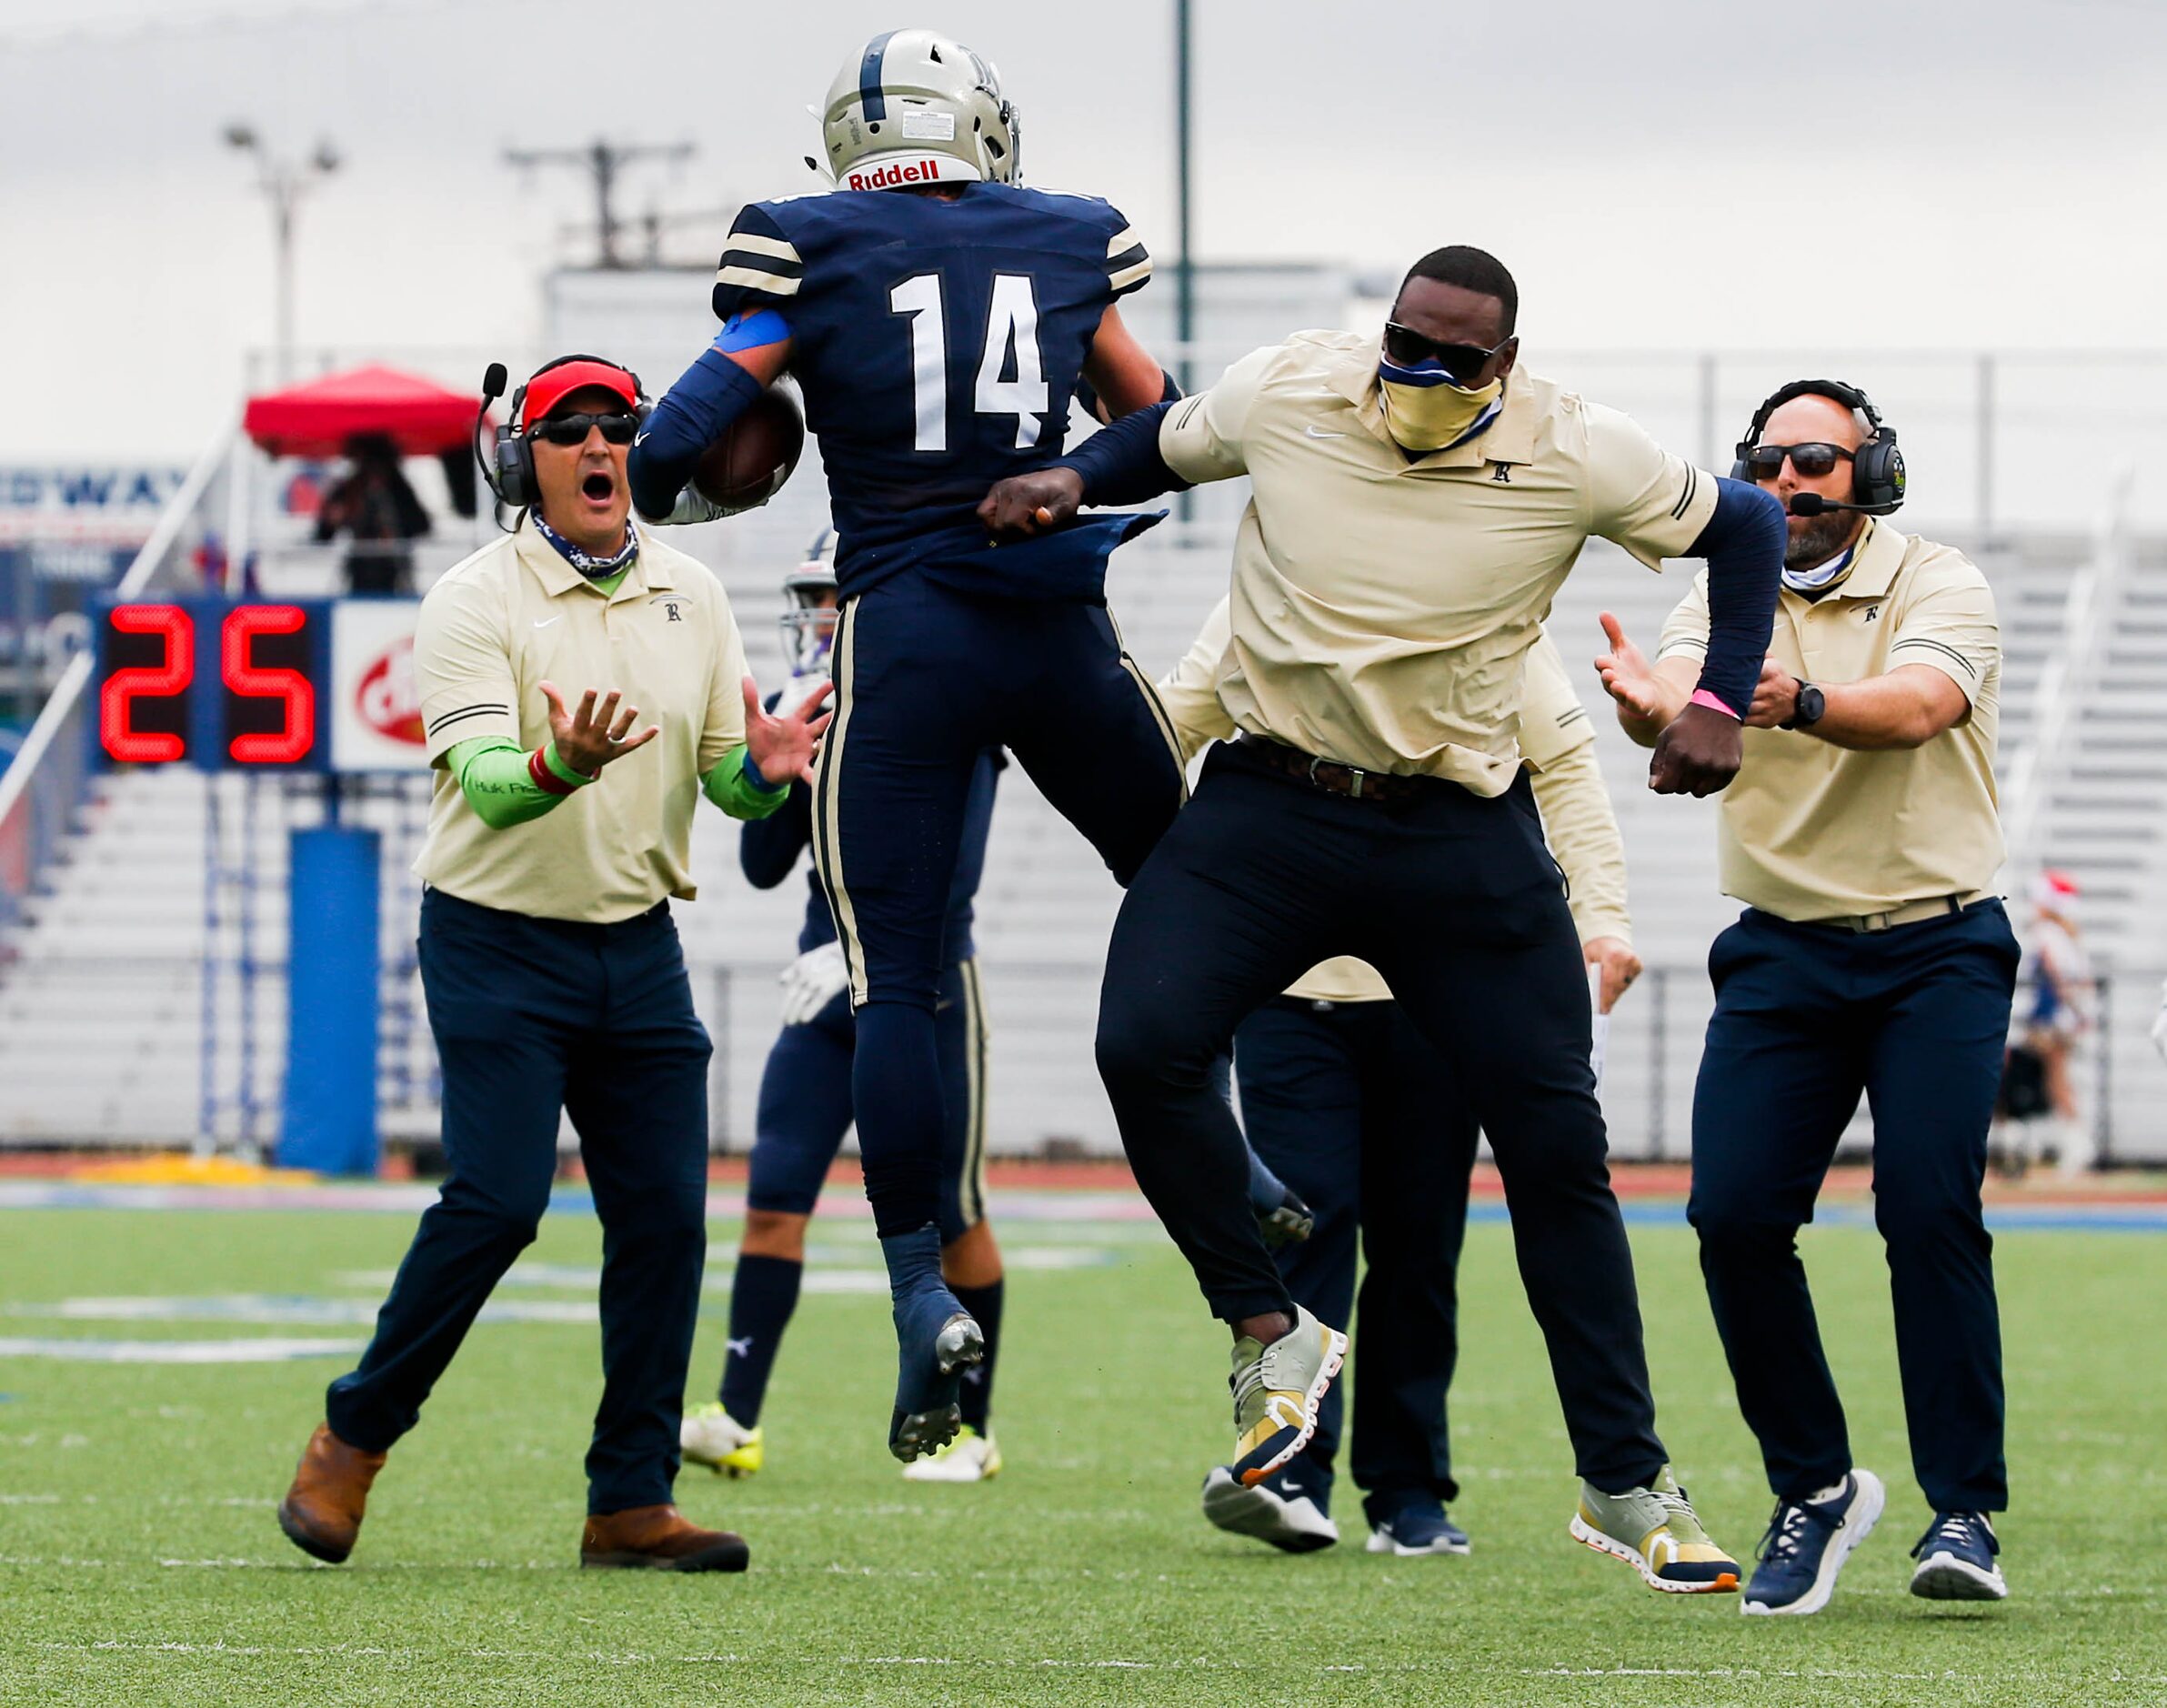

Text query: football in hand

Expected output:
[692,385,806,514]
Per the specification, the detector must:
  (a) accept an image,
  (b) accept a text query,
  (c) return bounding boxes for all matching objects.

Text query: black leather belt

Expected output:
[1234,733,1434,803]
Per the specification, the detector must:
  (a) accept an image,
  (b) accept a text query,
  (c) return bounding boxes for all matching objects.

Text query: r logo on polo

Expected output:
[1863,605,1881,623]
[667,601,683,622]
[1490,462,1513,483]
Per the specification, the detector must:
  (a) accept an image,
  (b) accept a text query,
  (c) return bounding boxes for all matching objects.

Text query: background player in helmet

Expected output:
[683,529,1009,1483]
[628,30,1209,1467]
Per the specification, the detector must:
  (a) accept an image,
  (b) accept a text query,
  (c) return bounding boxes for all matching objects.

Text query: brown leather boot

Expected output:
[276,1422,386,1564]
[580,1504,749,1572]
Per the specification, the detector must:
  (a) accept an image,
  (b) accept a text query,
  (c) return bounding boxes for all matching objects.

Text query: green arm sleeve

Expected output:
[702,744,792,821]
[447,736,589,829]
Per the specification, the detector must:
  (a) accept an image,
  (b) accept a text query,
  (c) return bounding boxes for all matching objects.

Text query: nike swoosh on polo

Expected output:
[1303,426,1347,439]
[533,617,563,629]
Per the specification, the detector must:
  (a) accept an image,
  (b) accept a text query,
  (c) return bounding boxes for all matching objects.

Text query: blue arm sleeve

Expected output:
[627,347,767,521]
[738,780,813,887]
[1684,477,1785,718]
[1051,400,1189,505]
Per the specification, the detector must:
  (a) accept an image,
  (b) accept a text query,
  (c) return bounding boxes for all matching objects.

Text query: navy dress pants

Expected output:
[1236,995,1478,1524]
[326,889,712,1515]
[1098,740,1666,1491]
[1689,900,2018,1513]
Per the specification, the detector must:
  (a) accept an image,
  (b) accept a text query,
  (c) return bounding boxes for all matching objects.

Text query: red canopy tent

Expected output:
[243,364,487,458]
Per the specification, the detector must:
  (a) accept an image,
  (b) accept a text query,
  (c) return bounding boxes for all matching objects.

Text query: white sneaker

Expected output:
[1200,1464,1339,1553]
[900,1424,1002,1482]
[680,1402,763,1477]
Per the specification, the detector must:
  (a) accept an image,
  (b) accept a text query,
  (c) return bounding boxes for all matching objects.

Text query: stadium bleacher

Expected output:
[7,488,2167,1162]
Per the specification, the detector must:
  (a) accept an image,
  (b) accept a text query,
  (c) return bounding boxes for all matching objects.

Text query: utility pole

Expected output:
[505,138,697,268]
[224,124,340,384]
[1175,0,1196,398]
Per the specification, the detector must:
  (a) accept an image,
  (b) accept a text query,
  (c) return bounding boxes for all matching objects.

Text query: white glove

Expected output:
[2150,978,2167,1063]
[662,483,728,526]
[778,940,849,1027]
[774,671,830,719]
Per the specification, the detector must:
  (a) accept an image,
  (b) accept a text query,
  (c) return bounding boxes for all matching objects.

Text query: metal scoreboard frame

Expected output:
[91,597,432,775]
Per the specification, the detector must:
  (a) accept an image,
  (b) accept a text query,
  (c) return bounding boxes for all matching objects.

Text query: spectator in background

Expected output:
[315,433,429,595]
[2021,869,2093,1173]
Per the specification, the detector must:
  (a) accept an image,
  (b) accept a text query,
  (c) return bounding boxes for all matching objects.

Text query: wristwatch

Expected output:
[1781,679,1826,730]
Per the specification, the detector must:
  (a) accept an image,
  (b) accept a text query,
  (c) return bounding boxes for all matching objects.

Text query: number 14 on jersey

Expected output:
[889,274,1048,453]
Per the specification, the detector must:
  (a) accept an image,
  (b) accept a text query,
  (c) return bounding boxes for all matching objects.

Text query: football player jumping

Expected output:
[682,528,1010,1483]
[630,32,1315,1470]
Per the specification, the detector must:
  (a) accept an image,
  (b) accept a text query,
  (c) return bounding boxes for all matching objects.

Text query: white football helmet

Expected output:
[818,29,1021,191]
[780,527,840,678]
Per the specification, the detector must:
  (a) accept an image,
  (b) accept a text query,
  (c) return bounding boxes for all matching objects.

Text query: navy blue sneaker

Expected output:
[1741,1469,1884,1616]
[1910,1510,2007,1602]
[1201,1463,1339,1552]
[1366,1502,1471,1557]
[880,1227,983,1463]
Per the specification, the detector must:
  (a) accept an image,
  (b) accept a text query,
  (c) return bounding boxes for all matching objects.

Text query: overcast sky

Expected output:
[3,0,2164,461]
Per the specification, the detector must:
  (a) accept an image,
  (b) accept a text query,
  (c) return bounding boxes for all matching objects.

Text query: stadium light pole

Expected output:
[224,124,341,385]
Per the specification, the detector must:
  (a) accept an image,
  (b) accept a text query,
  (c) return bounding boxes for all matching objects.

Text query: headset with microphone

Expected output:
[473,355,649,520]
[1731,377,1906,517]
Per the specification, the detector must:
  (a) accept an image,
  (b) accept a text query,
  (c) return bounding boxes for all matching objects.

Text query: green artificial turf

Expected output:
[0,1199,2161,1705]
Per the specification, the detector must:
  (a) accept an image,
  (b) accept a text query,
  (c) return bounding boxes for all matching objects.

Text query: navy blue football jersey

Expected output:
[739,702,1002,961]
[713,183,1153,598]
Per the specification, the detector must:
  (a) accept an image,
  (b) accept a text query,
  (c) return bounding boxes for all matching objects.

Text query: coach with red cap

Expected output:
[276,354,828,1573]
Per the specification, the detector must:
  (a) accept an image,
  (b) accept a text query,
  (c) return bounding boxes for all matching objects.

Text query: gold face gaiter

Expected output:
[1377,371,1503,455]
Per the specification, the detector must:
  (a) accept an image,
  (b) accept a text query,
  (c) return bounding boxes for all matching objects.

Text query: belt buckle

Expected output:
[1307,753,1365,799]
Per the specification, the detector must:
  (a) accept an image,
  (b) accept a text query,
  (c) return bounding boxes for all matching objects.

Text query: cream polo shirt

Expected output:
[413,519,756,923]
[1158,599,1631,1005]
[1657,518,2002,922]
[1157,331,1720,794]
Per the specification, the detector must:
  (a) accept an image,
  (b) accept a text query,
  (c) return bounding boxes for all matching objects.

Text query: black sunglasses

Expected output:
[1380,322,1511,386]
[531,410,639,447]
[1744,442,1856,480]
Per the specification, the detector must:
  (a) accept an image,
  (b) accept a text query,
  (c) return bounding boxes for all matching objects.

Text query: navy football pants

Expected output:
[1690,901,2017,1513]
[747,958,990,1241]
[1236,995,1478,1524]
[811,578,1185,1238]
[326,889,711,1515]
[1099,742,1666,1491]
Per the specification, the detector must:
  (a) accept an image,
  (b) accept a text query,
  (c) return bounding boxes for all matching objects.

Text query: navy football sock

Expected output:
[853,1003,945,1237]
[717,1252,802,1427]
[949,1277,1004,1432]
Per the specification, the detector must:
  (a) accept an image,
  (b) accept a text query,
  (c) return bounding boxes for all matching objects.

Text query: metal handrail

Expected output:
[0,423,236,830]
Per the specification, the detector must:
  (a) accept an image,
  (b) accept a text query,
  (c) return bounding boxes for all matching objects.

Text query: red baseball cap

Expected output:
[520,357,641,428]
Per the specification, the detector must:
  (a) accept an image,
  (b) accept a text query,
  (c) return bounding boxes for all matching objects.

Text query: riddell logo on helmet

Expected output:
[845,156,953,190]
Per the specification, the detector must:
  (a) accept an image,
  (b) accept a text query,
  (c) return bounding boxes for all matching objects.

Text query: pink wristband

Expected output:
[1689,688,1742,721]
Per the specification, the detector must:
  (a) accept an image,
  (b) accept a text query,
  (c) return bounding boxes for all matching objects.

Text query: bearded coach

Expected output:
[983,246,1783,1592]
[276,355,828,1574]
[1599,378,2015,1614]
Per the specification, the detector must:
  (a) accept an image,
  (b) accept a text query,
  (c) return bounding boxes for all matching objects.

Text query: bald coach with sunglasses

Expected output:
[1598,378,2017,1614]
[276,355,828,1575]
[982,246,1785,1592]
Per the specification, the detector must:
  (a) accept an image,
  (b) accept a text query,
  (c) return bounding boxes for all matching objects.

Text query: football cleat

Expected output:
[1229,1305,1349,1488]
[1367,1503,1471,1557]
[1910,1510,2008,1602]
[680,1403,763,1478]
[887,1302,984,1463]
[900,1424,1002,1483]
[1201,1463,1339,1552]
[1570,1465,1741,1593]
[1742,1470,1884,1616]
